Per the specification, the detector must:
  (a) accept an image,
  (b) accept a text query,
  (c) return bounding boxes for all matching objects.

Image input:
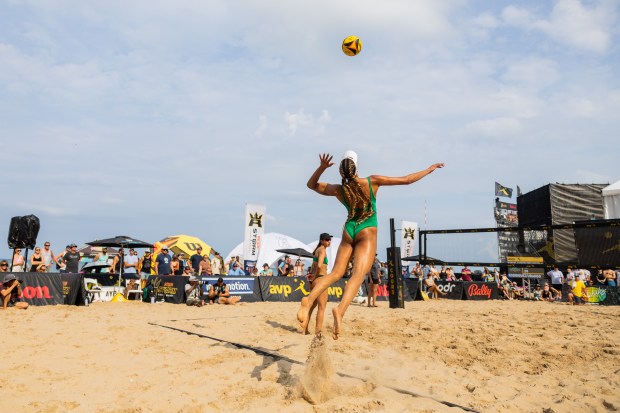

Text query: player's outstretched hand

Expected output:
[428,163,445,172]
[319,153,334,169]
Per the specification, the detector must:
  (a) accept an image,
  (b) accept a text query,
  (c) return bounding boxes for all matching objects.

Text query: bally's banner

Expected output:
[401,220,418,263]
[243,203,265,275]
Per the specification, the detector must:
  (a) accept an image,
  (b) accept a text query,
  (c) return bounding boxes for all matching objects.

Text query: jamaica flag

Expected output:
[495,182,513,198]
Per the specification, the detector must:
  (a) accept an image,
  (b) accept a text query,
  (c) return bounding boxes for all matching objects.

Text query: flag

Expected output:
[495,182,513,198]
[517,185,522,197]
[243,203,266,275]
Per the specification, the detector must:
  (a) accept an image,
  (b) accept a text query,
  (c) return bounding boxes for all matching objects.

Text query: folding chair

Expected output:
[125,278,143,300]
[84,277,103,303]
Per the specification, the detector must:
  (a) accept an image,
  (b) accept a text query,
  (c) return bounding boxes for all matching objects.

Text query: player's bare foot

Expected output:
[332,307,342,340]
[297,297,310,333]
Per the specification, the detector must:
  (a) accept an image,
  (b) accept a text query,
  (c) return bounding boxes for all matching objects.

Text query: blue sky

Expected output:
[1,0,618,261]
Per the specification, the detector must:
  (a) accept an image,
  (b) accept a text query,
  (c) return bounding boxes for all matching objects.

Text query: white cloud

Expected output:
[501,0,617,53]
[284,109,331,136]
[464,117,523,138]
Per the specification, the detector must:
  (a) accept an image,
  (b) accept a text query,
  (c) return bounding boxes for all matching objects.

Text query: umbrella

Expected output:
[275,248,314,259]
[77,245,119,258]
[86,235,154,249]
[155,235,212,258]
[86,235,154,286]
[401,254,444,264]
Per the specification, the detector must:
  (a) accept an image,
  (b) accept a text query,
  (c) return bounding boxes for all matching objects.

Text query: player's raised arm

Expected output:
[307,153,340,196]
[371,163,444,187]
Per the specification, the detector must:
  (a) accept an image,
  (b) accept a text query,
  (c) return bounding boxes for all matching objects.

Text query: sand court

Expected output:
[1,300,619,412]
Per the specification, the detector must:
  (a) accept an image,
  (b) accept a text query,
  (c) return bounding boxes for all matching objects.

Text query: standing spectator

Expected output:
[379,262,388,281]
[41,242,55,272]
[199,255,212,276]
[11,249,25,272]
[185,276,204,306]
[177,253,187,273]
[29,247,46,272]
[55,245,70,272]
[259,263,273,276]
[139,251,153,288]
[600,269,617,286]
[367,255,381,307]
[547,266,564,292]
[93,248,110,273]
[228,262,245,276]
[460,266,473,282]
[565,268,575,285]
[439,265,448,279]
[1,274,28,309]
[445,267,456,281]
[293,259,305,276]
[124,248,139,275]
[171,255,181,275]
[62,244,81,274]
[139,251,152,276]
[211,251,223,276]
[411,263,423,278]
[227,256,241,272]
[155,247,172,276]
[190,247,203,274]
[112,248,125,274]
[183,266,193,276]
[278,256,292,276]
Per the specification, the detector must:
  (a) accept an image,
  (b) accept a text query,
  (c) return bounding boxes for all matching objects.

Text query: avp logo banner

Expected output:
[259,277,346,302]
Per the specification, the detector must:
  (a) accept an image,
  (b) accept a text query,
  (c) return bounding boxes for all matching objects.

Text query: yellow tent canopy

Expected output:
[154,235,212,259]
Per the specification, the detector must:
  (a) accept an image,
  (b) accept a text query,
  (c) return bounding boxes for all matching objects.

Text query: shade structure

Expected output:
[401,254,444,263]
[275,248,314,259]
[86,235,154,249]
[155,235,212,258]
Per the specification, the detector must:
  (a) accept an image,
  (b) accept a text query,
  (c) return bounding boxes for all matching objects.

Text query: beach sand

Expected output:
[1,299,619,412]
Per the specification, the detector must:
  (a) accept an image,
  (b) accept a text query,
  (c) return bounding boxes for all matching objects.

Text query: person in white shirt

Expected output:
[124,249,139,274]
[547,266,564,291]
[210,251,223,275]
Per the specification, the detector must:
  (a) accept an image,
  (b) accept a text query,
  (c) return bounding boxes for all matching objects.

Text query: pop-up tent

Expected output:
[225,232,309,269]
[603,180,620,219]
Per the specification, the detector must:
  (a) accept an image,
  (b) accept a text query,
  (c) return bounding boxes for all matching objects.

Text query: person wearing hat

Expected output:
[303,232,332,336]
[1,274,28,309]
[54,245,71,272]
[185,275,204,307]
[259,263,273,276]
[228,261,245,276]
[207,277,241,305]
[61,244,81,274]
[155,246,172,276]
[298,151,444,339]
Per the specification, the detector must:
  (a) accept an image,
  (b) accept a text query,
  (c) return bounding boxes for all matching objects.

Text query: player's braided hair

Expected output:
[339,158,373,224]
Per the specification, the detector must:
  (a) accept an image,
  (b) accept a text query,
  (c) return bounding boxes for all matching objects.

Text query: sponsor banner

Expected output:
[403,279,419,301]
[463,282,499,300]
[201,277,261,302]
[561,284,619,305]
[362,280,389,301]
[151,276,186,304]
[435,280,464,300]
[258,276,346,302]
[62,273,85,305]
[243,204,265,274]
[17,272,64,306]
[401,220,418,264]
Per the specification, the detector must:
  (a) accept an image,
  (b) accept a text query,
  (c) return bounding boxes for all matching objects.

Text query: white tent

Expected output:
[225,232,311,270]
[603,180,620,219]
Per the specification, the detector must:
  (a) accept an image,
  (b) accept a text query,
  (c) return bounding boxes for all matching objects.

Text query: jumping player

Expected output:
[297,151,444,339]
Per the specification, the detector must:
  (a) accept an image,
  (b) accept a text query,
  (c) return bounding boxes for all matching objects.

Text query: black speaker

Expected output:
[7,215,40,250]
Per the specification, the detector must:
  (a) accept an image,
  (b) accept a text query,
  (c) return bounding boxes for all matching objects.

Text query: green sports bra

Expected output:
[312,256,328,264]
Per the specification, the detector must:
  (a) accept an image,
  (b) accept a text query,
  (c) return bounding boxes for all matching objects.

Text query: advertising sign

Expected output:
[401,220,418,264]
[463,282,499,300]
[434,280,464,300]
[259,277,346,302]
[201,276,261,302]
[243,204,266,275]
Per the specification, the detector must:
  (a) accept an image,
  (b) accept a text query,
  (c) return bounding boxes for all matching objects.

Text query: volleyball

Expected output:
[342,36,362,56]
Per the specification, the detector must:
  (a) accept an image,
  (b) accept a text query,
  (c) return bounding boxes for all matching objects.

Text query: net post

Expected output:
[387,218,404,309]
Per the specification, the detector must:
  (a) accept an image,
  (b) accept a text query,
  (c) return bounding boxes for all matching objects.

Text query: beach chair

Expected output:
[125,278,142,300]
[84,277,103,303]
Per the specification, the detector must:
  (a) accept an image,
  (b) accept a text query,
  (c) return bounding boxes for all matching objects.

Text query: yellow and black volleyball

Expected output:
[342,35,362,56]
